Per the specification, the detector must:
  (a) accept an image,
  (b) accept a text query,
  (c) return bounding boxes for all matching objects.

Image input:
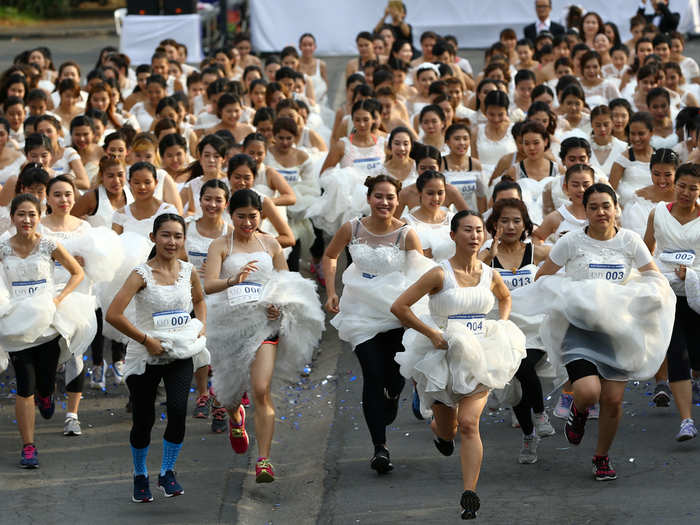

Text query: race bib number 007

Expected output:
[588,263,625,283]
[227,281,262,306]
[12,279,47,298]
[448,314,485,336]
[152,309,190,330]
[659,250,695,266]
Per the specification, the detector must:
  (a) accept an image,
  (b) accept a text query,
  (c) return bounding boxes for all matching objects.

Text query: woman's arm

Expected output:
[51,243,84,304]
[608,161,624,190]
[532,210,562,244]
[643,208,656,254]
[0,175,17,206]
[535,256,562,280]
[319,140,345,174]
[162,173,184,215]
[71,189,98,219]
[266,166,297,206]
[321,221,352,313]
[69,157,90,189]
[262,197,295,248]
[445,184,469,211]
[309,128,328,152]
[490,270,512,320]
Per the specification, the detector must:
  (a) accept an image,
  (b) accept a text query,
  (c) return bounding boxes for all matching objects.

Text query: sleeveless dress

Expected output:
[614,149,653,208]
[86,185,135,229]
[306,136,386,236]
[331,218,434,348]
[514,160,559,225]
[621,193,662,237]
[206,232,324,406]
[122,261,207,379]
[510,228,675,380]
[395,261,525,414]
[185,176,229,219]
[442,156,486,213]
[590,137,628,178]
[404,209,455,262]
[51,147,81,177]
[0,154,24,185]
[582,80,621,107]
[476,124,516,174]
[552,204,588,241]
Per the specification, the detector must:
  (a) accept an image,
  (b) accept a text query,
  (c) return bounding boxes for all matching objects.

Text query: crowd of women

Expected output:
[0,2,699,519]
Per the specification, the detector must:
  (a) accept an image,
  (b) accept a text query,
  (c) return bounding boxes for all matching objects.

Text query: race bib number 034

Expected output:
[448,314,485,336]
[659,250,695,266]
[12,279,47,298]
[152,309,190,330]
[588,263,625,282]
[227,281,262,306]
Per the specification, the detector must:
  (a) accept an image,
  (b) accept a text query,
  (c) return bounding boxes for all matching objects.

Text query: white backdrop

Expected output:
[120,14,203,65]
[250,0,698,54]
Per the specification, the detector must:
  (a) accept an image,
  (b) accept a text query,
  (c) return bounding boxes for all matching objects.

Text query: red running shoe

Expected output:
[255,457,275,483]
[241,391,250,407]
[228,406,248,454]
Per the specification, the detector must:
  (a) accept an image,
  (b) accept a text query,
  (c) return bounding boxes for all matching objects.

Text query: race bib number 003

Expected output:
[497,269,533,290]
[659,250,696,266]
[227,281,262,306]
[12,279,47,298]
[152,309,190,330]
[588,263,625,283]
[448,314,485,336]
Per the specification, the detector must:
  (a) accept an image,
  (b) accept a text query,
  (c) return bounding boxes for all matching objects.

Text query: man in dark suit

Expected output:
[637,0,680,34]
[524,0,566,41]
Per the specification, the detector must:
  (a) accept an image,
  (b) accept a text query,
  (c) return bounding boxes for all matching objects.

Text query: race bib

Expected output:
[448,314,485,336]
[187,250,207,269]
[12,279,48,298]
[152,309,190,330]
[497,268,533,290]
[353,156,382,171]
[227,281,262,306]
[451,176,478,199]
[588,263,625,283]
[659,250,696,266]
[277,168,300,183]
[362,272,377,279]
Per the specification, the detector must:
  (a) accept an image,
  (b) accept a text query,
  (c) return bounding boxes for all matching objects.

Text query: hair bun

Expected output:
[364,176,374,189]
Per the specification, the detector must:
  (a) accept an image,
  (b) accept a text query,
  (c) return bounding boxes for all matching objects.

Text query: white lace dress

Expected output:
[613,152,652,208]
[395,261,525,415]
[206,233,324,406]
[123,261,207,380]
[475,124,516,174]
[510,229,675,380]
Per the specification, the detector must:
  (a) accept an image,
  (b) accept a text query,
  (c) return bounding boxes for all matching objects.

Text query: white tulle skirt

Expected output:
[510,271,676,380]
[305,166,369,236]
[620,196,655,237]
[396,317,526,417]
[61,226,125,284]
[207,271,325,407]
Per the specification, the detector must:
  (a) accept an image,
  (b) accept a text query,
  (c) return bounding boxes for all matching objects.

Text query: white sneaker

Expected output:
[676,418,698,442]
[553,392,573,419]
[113,360,126,385]
[64,417,82,436]
[518,433,539,464]
[534,411,556,437]
[588,404,600,419]
[90,361,106,390]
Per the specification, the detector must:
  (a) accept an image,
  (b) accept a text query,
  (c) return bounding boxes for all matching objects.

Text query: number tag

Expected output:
[659,250,696,266]
[451,177,478,199]
[277,168,300,183]
[448,314,485,336]
[588,263,625,282]
[497,269,533,290]
[227,281,262,306]
[152,309,190,330]
[187,251,207,269]
[12,279,47,298]
[353,157,382,171]
[362,272,377,279]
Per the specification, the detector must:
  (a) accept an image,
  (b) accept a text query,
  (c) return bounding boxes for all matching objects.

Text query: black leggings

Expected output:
[90,309,127,365]
[126,358,193,448]
[287,239,302,272]
[287,227,326,271]
[512,349,546,435]
[668,296,700,382]
[310,225,325,260]
[354,328,406,446]
[9,337,62,398]
[66,367,85,393]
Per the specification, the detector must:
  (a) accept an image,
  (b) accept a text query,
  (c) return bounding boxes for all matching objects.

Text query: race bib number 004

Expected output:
[152,309,190,330]
[12,279,47,298]
[227,281,262,306]
[588,263,625,283]
[497,269,533,290]
[448,314,485,336]
[659,250,696,266]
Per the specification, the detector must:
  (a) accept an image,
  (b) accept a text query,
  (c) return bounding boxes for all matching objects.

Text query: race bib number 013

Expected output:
[227,281,262,306]
[659,250,695,266]
[497,269,533,290]
[152,309,190,330]
[12,279,47,298]
[588,263,625,282]
[448,314,485,336]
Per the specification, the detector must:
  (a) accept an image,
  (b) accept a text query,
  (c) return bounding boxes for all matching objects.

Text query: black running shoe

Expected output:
[565,403,588,445]
[434,436,455,457]
[35,394,55,420]
[370,447,393,474]
[652,383,671,408]
[460,490,480,520]
[132,475,153,503]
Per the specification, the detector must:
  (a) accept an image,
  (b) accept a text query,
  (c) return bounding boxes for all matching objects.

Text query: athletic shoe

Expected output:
[19,444,38,469]
[460,490,480,520]
[255,457,275,483]
[211,406,227,433]
[35,394,55,420]
[553,392,573,419]
[534,411,556,437]
[192,394,210,419]
[675,418,698,442]
[370,446,393,474]
[692,379,700,405]
[158,470,184,497]
[518,434,539,464]
[511,410,520,428]
[565,403,588,445]
[592,455,617,481]
[433,436,455,456]
[63,417,82,436]
[90,361,106,390]
[588,404,600,419]
[112,360,126,385]
[228,406,248,453]
[411,387,424,420]
[132,475,153,503]
[652,383,672,407]
[240,392,250,407]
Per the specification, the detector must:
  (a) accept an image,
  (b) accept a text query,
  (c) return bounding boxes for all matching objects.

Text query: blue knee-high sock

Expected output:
[160,439,183,476]
[131,445,149,477]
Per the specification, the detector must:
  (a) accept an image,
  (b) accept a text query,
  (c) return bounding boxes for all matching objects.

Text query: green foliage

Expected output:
[4,0,69,18]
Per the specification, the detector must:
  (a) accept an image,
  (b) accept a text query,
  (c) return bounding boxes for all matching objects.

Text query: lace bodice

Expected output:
[429,261,494,327]
[39,221,92,288]
[348,218,408,275]
[132,261,193,329]
[219,232,274,281]
[0,237,56,286]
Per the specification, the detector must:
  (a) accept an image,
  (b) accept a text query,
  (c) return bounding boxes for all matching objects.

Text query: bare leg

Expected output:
[249,343,277,458]
[654,358,669,383]
[457,390,489,491]
[669,380,693,420]
[430,402,458,441]
[194,366,209,398]
[571,375,601,411]
[594,380,626,456]
[66,391,81,414]
[16,395,35,445]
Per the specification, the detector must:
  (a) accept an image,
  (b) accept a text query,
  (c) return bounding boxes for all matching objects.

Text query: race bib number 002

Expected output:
[448,314,485,336]
[12,279,47,298]
[497,269,533,290]
[588,263,625,283]
[152,309,190,330]
[659,250,695,266]
[227,281,262,306]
